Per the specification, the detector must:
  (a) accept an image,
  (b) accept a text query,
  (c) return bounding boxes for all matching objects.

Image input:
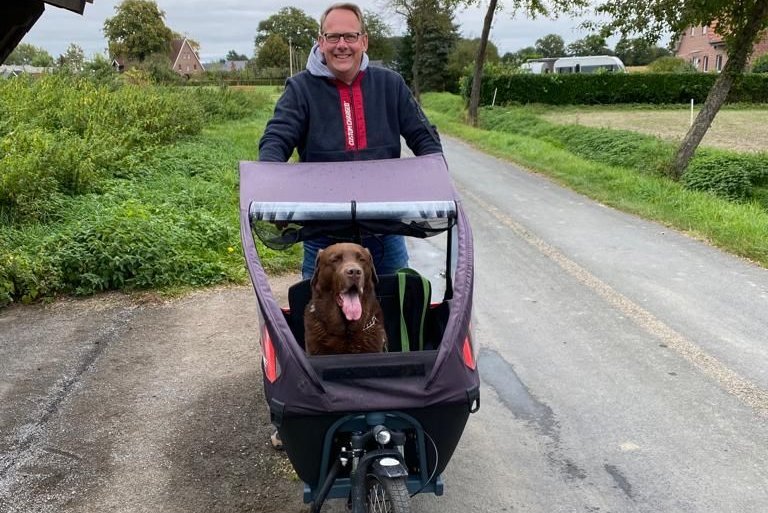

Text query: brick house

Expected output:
[675,24,768,72]
[170,38,204,77]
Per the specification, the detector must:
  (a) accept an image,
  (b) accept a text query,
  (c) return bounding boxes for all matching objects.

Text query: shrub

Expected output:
[0,127,98,223]
[647,56,697,73]
[44,199,238,295]
[0,75,215,223]
[683,151,768,201]
[751,54,768,73]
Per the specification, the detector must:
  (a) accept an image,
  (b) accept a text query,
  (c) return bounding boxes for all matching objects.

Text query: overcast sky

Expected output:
[23,0,608,63]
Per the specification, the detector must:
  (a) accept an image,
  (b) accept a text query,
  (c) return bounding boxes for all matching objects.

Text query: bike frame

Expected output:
[307,411,443,512]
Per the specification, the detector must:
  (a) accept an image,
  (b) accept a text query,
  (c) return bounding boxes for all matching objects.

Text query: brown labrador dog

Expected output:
[304,243,387,355]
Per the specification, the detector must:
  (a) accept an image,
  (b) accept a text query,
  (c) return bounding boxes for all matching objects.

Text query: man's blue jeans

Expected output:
[301,235,409,280]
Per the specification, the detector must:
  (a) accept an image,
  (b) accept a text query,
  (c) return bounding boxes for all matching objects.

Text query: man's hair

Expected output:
[319,2,366,34]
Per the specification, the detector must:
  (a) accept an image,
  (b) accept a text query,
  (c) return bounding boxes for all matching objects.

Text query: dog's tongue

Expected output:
[337,291,362,321]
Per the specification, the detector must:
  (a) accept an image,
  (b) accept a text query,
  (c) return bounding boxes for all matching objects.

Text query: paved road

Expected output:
[3,135,768,512]
[415,137,768,513]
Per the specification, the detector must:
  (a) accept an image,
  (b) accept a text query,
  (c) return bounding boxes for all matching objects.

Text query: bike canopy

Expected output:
[239,154,478,416]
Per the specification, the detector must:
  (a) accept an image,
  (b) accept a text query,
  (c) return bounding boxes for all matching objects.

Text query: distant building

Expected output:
[0,64,51,77]
[111,38,205,77]
[675,24,768,72]
[224,60,248,72]
[170,38,205,77]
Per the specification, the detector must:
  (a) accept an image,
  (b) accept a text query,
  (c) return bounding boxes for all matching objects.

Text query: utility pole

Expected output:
[288,36,293,76]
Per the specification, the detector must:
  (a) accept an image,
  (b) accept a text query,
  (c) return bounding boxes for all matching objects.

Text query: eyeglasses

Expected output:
[321,32,363,44]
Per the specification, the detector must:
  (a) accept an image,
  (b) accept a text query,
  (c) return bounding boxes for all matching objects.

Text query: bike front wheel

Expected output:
[365,475,411,513]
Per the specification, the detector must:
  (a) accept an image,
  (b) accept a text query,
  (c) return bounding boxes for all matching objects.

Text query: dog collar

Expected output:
[362,315,379,332]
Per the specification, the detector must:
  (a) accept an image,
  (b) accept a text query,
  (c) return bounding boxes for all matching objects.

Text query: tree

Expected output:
[567,34,614,56]
[226,50,249,61]
[103,0,174,62]
[171,31,200,51]
[504,46,542,67]
[414,9,460,92]
[596,0,768,177]
[447,38,499,93]
[256,34,290,70]
[364,11,396,63]
[255,7,318,58]
[466,0,588,126]
[389,0,465,100]
[614,36,670,66]
[58,43,85,73]
[535,34,566,57]
[5,43,54,67]
[84,53,118,83]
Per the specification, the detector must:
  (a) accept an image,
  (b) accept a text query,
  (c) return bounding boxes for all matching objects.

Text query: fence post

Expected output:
[690,98,694,126]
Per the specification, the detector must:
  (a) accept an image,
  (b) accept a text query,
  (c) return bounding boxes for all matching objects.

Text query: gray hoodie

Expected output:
[305,43,369,79]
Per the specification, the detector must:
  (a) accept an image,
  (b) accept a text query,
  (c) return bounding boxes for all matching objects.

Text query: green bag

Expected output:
[396,268,432,352]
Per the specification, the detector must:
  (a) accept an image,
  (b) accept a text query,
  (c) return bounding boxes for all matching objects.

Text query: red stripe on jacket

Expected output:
[335,72,367,151]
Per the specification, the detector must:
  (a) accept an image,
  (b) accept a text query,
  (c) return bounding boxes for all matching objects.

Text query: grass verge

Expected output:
[421,93,768,269]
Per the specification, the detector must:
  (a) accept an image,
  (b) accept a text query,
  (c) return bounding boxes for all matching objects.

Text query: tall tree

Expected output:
[510,46,543,66]
[103,0,173,62]
[596,0,768,177]
[364,11,396,63]
[226,50,249,61]
[389,0,464,100]
[58,43,85,72]
[255,7,318,58]
[535,34,566,57]
[448,38,500,93]
[614,36,670,66]
[5,43,54,67]
[567,34,614,55]
[415,9,460,92]
[256,34,290,69]
[466,0,588,126]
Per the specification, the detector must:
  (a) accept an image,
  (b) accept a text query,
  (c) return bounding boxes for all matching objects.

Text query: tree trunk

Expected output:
[411,20,423,101]
[467,0,497,127]
[670,72,734,180]
[671,2,768,178]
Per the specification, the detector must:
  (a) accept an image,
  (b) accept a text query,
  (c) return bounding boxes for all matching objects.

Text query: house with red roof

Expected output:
[675,24,768,72]
[170,38,204,77]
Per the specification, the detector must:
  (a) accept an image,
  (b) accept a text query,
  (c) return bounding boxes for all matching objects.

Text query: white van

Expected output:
[552,55,626,74]
[520,58,557,74]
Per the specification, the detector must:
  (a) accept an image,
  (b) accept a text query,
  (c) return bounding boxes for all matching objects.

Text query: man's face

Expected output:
[318,8,368,84]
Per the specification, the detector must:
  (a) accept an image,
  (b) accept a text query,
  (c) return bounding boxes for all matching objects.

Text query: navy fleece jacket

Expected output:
[258,44,442,162]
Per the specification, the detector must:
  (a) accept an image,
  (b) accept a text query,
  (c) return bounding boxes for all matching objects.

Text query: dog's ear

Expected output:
[310,249,324,290]
[364,248,378,284]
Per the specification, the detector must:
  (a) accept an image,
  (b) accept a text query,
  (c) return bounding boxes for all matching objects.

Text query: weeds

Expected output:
[0,78,298,307]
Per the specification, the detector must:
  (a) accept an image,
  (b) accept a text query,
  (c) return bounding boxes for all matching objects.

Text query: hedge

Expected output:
[461,70,768,105]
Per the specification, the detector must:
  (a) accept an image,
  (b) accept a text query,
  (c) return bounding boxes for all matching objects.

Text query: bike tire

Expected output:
[366,475,411,513]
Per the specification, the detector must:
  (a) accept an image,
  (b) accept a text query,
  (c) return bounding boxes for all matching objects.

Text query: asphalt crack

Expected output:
[0,307,137,490]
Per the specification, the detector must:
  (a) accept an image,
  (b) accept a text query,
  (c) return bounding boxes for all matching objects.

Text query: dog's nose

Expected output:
[345,267,362,277]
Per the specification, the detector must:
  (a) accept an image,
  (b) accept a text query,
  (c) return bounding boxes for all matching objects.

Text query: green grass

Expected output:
[422,92,768,269]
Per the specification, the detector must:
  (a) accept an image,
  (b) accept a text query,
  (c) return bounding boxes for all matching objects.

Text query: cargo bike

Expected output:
[239,154,480,512]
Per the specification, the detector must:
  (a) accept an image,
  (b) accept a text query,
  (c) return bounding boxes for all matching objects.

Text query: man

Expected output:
[259,2,443,280]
